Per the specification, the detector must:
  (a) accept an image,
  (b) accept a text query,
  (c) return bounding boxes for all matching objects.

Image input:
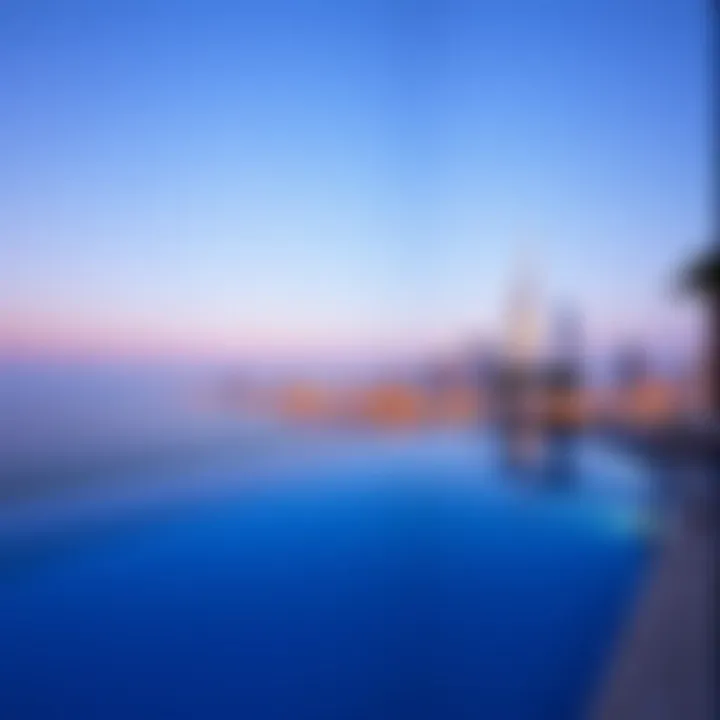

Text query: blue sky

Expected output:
[0,0,710,360]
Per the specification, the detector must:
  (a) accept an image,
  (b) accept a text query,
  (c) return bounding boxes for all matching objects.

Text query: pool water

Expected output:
[0,434,651,719]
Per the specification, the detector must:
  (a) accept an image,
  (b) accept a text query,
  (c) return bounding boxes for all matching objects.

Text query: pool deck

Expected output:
[593,492,716,720]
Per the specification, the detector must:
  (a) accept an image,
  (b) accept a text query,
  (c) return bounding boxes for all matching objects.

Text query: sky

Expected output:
[0,0,711,363]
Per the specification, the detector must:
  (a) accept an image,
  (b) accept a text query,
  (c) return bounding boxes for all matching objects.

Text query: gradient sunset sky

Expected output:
[0,0,710,361]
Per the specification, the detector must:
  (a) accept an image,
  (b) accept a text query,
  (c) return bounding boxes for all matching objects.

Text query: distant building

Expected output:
[613,343,649,391]
[545,305,585,431]
[551,306,582,369]
[504,259,540,370]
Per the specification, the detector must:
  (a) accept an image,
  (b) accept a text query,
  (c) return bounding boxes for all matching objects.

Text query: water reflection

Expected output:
[545,432,579,489]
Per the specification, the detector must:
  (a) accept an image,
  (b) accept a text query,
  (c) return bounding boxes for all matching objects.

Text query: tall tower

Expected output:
[552,304,582,369]
[497,254,543,467]
[505,256,539,369]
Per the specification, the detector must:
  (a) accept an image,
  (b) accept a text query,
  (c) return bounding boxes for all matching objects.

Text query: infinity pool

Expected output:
[0,433,652,719]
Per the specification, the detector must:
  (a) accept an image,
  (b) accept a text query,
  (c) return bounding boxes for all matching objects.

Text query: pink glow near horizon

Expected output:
[0,302,704,368]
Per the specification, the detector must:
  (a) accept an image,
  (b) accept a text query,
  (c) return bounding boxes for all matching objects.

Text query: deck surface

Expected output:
[594,500,716,720]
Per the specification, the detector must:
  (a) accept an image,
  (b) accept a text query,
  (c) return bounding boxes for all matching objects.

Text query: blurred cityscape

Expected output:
[0,1,715,719]
[216,274,706,436]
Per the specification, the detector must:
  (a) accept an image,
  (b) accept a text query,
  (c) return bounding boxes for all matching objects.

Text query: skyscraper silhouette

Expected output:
[495,256,542,469]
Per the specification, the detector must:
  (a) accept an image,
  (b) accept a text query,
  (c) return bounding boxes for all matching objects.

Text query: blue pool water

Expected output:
[0,434,651,720]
